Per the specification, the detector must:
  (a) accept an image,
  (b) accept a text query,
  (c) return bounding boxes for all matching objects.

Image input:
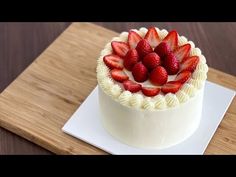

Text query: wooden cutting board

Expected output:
[0,23,235,154]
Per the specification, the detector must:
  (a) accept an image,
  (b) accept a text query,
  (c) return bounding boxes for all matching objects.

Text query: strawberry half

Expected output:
[111,41,129,58]
[144,27,160,48]
[123,80,142,93]
[136,39,153,58]
[154,42,171,59]
[180,56,199,72]
[163,52,180,75]
[124,49,139,71]
[162,30,178,51]
[128,30,142,49]
[175,71,191,83]
[161,81,182,94]
[142,52,161,71]
[103,54,123,69]
[149,66,168,86]
[110,69,129,82]
[132,62,148,82]
[173,44,191,62]
[142,87,160,97]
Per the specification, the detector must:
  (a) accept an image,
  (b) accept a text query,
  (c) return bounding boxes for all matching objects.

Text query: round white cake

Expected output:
[96,27,208,149]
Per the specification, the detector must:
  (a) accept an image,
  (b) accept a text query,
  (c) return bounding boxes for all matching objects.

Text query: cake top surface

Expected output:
[97,27,208,110]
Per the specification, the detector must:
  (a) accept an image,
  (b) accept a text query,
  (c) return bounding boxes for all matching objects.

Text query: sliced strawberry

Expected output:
[132,62,148,82]
[144,27,161,48]
[128,30,142,49]
[136,39,153,58]
[162,30,178,51]
[161,81,182,94]
[103,54,123,69]
[180,56,199,72]
[175,71,191,83]
[163,52,180,75]
[123,80,142,93]
[173,44,191,62]
[154,42,171,59]
[142,87,160,97]
[124,49,139,71]
[110,69,129,82]
[149,66,168,86]
[142,52,161,71]
[111,41,129,58]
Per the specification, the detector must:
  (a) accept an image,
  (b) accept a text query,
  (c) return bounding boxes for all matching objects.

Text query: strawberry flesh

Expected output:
[142,87,160,97]
[173,44,191,62]
[128,31,142,49]
[103,54,123,69]
[111,41,129,58]
[162,30,178,51]
[180,56,199,72]
[175,71,191,83]
[123,80,142,93]
[110,69,129,82]
[161,81,182,94]
[144,27,160,48]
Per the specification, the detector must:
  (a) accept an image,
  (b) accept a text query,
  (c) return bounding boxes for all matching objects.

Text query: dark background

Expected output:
[0,22,235,154]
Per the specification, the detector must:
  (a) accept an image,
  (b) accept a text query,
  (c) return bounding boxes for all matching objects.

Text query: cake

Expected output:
[96,27,208,149]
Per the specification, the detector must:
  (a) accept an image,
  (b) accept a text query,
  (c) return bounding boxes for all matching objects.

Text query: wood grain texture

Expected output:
[0,22,235,154]
[0,22,71,154]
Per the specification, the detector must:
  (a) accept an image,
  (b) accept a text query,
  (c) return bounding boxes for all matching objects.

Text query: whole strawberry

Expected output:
[149,66,168,86]
[163,52,180,75]
[142,52,161,71]
[124,49,139,71]
[136,39,153,58]
[132,62,148,82]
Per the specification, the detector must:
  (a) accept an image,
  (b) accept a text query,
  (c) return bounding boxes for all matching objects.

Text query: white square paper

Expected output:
[62,81,235,154]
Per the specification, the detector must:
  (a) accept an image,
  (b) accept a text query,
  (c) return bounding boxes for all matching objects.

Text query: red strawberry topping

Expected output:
[136,39,153,58]
[123,80,142,93]
[149,66,168,86]
[110,69,129,82]
[163,52,180,75]
[142,52,161,71]
[173,44,191,62]
[103,54,123,69]
[142,87,160,97]
[180,56,199,72]
[132,62,148,82]
[161,81,182,94]
[111,41,129,58]
[128,30,142,49]
[124,49,139,71]
[175,71,191,83]
[144,27,160,48]
[162,30,178,51]
[154,42,171,59]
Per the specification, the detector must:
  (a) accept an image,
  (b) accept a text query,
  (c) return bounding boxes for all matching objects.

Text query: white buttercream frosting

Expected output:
[130,94,143,108]
[97,27,208,110]
[178,36,188,46]
[176,90,189,103]
[165,93,180,107]
[118,91,132,106]
[142,97,155,110]
[154,95,167,109]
